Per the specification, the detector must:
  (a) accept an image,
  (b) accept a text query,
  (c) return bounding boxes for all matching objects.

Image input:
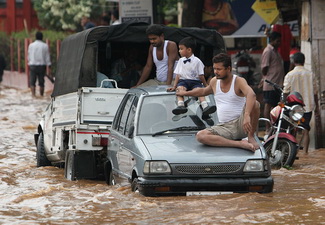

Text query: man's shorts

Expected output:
[263,90,281,107]
[29,65,46,87]
[302,111,312,131]
[206,109,246,140]
[177,79,203,91]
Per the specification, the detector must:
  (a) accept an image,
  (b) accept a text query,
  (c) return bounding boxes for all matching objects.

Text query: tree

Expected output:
[33,0,104,31]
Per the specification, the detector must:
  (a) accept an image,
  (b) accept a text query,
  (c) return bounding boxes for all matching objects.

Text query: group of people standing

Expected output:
[260,31,318,153]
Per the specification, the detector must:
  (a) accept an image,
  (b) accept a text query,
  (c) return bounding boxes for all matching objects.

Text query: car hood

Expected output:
[138,134,263,164]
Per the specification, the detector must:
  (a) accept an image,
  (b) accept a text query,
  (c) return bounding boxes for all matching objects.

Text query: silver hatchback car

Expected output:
[105,86,273,196]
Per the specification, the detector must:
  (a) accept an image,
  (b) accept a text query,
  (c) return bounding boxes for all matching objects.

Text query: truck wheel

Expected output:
[36,132,51,167]
[65,151,76,181]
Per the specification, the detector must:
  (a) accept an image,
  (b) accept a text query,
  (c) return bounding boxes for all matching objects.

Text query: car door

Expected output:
[110,94,137,180]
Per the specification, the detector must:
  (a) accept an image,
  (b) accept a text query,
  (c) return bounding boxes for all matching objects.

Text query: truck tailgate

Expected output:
[80,87,127,125]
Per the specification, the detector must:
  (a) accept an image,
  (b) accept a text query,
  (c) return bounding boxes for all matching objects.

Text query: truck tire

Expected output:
[36,132,51,167]
[65,151,76,181]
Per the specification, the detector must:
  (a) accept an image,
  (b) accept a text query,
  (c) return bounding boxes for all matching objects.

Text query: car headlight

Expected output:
[289,105,305,121]
[244,160,264,172]
[143,161,171,174]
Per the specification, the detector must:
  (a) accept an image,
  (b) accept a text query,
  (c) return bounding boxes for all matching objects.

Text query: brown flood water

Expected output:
[0,87,324,224]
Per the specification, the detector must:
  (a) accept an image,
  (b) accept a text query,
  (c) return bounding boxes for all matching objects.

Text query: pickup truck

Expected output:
[35,22,227,181]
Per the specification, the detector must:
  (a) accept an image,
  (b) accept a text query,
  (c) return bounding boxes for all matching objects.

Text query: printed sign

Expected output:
[120,0,153,24]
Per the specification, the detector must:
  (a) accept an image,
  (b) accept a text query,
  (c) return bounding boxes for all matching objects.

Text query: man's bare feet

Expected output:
[248,136,260,150]
[239,139,256,152]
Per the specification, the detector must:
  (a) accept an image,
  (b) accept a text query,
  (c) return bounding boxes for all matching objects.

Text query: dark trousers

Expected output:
[29,65,46,87]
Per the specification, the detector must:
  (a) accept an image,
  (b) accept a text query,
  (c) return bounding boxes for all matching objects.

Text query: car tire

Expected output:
[104,161,115,185]
[65,151,76,181]
[131,178,138,192]
[36,132,51,167]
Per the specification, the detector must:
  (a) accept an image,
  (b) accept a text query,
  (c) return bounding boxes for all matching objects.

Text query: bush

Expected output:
[0,32,10,70]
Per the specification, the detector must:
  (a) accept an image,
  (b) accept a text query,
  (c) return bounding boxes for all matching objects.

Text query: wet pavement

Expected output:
[0,87,324,224]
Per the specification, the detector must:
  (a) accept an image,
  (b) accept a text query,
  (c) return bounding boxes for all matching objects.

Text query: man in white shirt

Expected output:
[283,52,319,153]
[134,24,179,87]
[177,53,260,152]
[28,31,51,97]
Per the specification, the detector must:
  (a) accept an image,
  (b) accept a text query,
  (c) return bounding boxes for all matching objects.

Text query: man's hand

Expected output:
[243,114,252,134]
[176,89,187,96]
[167,86,176,92]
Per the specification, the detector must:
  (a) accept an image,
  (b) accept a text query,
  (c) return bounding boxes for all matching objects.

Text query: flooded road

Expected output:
[0,87,324,224]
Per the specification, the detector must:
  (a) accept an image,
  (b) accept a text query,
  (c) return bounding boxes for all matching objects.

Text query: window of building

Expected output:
[16,0,23,8]
[0,0,6,8]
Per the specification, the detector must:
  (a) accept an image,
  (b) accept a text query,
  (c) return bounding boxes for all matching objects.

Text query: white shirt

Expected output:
[283,65,317,112]
[28,40,51,66]
[215,75,246,123]
[174,54,204,80]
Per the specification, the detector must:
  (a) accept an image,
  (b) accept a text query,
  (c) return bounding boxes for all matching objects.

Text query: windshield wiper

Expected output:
[152,126,205,137]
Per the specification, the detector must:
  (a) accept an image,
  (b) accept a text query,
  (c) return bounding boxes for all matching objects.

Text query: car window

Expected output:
[137,94,216,135]
[125,96,138,137]
[115,94,135,134]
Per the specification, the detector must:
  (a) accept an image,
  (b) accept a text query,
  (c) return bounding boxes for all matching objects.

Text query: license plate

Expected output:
[186,191,233,196]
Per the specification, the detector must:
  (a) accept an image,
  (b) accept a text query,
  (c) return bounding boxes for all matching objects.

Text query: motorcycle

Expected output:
[259,80,306,169]
[233,49,261,88]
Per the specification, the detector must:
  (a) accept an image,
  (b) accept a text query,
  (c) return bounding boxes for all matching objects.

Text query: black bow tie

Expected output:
[183,58,191,64]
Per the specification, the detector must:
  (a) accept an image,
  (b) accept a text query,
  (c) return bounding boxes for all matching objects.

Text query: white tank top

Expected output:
[153,40,169,82]
[215,75,246,123]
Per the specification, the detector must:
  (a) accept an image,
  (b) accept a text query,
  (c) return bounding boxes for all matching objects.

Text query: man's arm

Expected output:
[177,77,215,97]
[166,41,179,85]
[135,46,153,86]
[237,77,257,133]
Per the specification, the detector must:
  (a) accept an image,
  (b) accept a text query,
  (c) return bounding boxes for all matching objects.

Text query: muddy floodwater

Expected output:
[0,87,324,225]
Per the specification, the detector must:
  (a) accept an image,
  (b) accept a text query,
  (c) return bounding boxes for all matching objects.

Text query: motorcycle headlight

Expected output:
[289,105,305,121]
[243,160,264,172]
[143,161,171,174]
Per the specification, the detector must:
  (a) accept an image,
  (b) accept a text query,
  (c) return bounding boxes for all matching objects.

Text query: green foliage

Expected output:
[33,0,104,31]
[0,32,10,70]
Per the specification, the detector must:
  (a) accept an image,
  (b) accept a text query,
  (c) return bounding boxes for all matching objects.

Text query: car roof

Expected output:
[127,85,175,96]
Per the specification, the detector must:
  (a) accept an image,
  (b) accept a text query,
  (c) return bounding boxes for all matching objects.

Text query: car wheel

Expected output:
[131,178,138,192]
[104,161,115,185]
[65,151,76,181]
[36,132,51,167]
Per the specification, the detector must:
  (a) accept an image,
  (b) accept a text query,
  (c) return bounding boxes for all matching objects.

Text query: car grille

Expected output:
[174,164,242,174]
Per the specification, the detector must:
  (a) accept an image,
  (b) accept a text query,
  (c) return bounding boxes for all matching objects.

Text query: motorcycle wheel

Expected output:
[264,138,297,169]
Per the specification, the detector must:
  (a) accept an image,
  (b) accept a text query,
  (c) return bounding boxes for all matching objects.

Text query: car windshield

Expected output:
[137,94,218,135]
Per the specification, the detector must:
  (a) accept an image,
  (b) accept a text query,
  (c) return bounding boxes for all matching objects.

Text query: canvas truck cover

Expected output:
[52,22,226,97]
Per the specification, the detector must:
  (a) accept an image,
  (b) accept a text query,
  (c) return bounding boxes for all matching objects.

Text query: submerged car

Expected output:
[105,86,274,196]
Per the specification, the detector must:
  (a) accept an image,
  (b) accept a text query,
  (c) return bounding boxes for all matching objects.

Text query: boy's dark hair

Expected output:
[212,53,232,68]
[293,52,305,65]
[35,31,43,40]
[146,24,164,36]
[269,31,281,41]
[179,37,197,52]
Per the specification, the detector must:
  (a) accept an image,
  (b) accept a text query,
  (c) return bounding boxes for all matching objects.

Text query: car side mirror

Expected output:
[128,125,135,139]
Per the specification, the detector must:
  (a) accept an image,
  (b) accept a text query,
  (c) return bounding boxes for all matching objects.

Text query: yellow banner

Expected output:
[251,0,279,25]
